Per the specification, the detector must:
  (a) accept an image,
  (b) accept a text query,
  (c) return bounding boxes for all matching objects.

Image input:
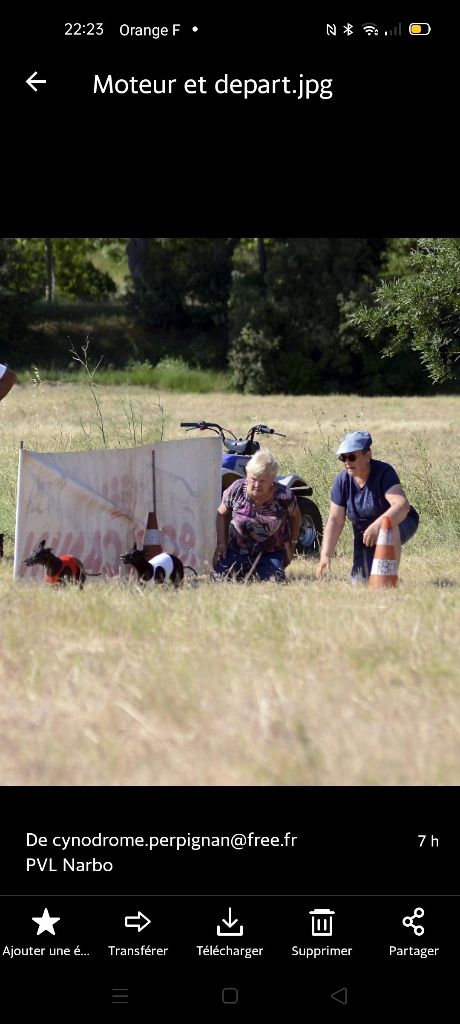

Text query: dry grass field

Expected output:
[1,383,460,785]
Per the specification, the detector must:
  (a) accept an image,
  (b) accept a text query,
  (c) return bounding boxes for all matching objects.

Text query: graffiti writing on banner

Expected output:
[102,474,139,512]
[160,522,197,567]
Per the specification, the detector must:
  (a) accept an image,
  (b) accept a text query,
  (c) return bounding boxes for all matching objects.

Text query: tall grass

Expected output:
[18,358,231,393]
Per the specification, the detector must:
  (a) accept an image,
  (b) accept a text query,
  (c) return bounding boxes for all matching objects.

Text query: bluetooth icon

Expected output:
[343,23,353,36]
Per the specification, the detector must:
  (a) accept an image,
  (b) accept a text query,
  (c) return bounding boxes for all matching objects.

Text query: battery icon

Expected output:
[409,22,431,34]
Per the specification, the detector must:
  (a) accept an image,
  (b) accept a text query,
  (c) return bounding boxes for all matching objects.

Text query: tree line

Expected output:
[1,237,459,393]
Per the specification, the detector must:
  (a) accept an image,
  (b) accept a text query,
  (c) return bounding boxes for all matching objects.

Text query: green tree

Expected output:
[15,238,119,301]
[335,237,430,395]
[380,237,418,279]
[350,238,460,383]
[0,239,40,363]
[228,238,387,393]
[127,238,239,366]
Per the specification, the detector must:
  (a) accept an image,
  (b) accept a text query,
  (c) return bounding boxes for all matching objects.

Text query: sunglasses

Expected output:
[338,452,359,463]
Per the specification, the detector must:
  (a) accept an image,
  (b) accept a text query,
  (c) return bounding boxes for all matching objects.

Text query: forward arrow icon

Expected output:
[124,911,151,932]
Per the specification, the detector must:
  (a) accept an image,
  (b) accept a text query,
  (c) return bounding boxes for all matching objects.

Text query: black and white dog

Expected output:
[120,545,197,587]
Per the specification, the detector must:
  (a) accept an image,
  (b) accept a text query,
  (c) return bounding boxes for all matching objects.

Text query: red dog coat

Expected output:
[45,555,81,584]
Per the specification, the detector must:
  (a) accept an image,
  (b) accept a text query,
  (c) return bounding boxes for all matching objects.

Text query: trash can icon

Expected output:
[309,908,335,937]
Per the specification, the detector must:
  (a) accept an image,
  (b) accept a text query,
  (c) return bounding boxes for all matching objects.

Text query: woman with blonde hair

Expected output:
[213,448,302,582]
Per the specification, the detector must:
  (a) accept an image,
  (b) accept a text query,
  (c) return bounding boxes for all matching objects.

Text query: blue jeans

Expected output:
[214,547,287,582]
[352,508,420,577]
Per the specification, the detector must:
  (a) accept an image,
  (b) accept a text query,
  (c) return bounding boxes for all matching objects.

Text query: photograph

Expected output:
[2,236,459,787]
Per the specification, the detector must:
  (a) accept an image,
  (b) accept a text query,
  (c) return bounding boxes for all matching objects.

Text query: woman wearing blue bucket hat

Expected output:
[315,430,419,582]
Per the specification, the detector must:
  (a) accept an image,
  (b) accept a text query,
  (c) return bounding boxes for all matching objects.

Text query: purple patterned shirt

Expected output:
[222,479,297,554]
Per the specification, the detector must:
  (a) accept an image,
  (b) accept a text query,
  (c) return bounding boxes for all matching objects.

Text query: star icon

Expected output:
[32,907,61,935]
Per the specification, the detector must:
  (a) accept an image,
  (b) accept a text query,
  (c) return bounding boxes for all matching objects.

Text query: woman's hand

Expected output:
[362,522,381,546]
[284,541,296,565]
[213,543,227,567]
[315,554,331,579]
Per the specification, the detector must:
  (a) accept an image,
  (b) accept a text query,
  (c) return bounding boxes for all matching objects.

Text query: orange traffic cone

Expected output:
[369,515,398,588]
[143,511,162,560]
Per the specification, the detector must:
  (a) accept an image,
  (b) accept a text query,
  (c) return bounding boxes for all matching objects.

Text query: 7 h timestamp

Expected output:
[418,835,439,847]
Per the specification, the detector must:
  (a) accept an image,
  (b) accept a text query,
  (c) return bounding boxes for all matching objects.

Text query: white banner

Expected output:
[14,438,221,579]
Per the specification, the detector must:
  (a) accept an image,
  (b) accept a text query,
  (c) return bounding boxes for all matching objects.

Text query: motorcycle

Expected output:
[180,420,323,556]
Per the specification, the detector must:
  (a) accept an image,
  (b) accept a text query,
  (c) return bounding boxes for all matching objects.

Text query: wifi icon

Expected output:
[362,22,378,35]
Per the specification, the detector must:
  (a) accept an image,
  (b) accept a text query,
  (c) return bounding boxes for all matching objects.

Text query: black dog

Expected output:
[120,545,197,587]
[23,539,100,589]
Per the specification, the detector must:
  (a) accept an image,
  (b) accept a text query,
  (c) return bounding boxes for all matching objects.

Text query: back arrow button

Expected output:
[331,987,348,1005]
[26,72,47,92]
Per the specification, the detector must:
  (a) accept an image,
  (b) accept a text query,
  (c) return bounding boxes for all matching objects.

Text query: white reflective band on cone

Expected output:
[371,558,397,575]
[144,529,162,543]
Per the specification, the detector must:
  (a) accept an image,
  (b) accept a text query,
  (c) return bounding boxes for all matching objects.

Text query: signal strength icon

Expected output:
[384,23,402,36]
[362,23,378,35]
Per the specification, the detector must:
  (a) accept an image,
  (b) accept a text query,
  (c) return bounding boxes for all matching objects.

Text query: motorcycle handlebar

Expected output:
[249,424,287,438]
[180,420,286,438]
[180,421,222,429]
[180,420,236,440]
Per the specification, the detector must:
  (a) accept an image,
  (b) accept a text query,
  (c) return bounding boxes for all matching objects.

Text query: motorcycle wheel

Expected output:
[295,497,323,557]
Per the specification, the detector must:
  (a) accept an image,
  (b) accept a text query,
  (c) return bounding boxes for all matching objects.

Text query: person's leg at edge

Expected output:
[256,551,287,582]
[398,509,420,570]
[214,548,250,580]
[351,530,368,581]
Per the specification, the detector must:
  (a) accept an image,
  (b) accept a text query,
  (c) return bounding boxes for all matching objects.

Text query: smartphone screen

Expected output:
[1,8,457,1015]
